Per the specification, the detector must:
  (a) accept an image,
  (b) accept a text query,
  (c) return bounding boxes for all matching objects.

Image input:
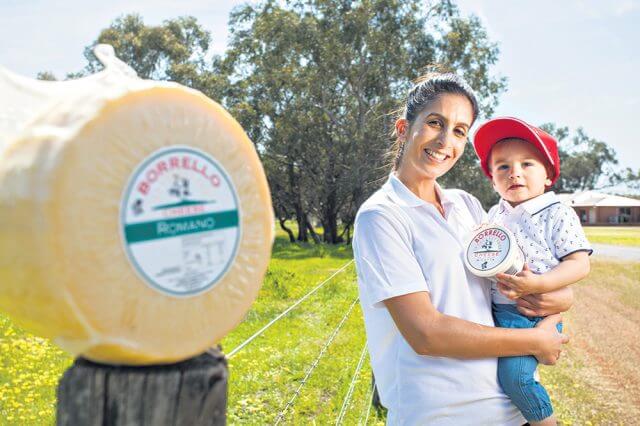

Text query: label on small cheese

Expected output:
[465,227,511,272]
[120,146,241,297]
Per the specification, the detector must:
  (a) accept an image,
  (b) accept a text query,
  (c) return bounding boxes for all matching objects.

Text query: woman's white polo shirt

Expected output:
[353,173,524,425]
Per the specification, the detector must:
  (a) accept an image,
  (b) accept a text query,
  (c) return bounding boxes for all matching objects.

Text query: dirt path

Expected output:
[567,282,640,421]
[592,243,640,262]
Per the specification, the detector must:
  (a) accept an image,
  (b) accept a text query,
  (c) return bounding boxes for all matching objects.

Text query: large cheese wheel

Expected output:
[0,45,274,365]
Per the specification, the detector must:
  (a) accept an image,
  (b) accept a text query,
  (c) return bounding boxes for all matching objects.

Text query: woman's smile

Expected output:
[423,147,450,163]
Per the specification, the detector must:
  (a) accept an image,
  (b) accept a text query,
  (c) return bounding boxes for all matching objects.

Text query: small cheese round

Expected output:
[463,224,524,281]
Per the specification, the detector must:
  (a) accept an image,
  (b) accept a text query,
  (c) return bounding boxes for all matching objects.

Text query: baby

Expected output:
[473,117,592,426]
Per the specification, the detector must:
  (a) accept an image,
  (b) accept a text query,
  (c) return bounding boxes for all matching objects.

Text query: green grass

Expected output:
[539,352,614,424]
[220,235,381,424]
[0,228,636,424]
[540,259,640,424]
[581,259,640,311]
[583,226,640,247]
[0,316,71,424]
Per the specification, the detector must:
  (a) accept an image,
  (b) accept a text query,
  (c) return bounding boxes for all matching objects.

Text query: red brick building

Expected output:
[558,191,640,225]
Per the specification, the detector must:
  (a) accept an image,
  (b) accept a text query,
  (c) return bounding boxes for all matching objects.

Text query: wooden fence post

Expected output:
[56,347,227,425]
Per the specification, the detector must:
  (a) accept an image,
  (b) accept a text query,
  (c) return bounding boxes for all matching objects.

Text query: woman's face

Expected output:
[395,93,473,181]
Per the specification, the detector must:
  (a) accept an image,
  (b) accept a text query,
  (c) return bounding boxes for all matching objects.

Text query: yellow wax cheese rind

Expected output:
[0,69,274,365]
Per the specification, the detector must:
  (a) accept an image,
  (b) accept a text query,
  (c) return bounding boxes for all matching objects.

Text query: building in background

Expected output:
[558,191,640,225]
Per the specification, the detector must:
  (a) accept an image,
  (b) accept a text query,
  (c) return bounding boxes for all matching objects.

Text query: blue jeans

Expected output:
[493,303,562,422]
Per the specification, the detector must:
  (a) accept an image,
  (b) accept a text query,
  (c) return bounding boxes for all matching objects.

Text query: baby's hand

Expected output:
[495,264,543,300]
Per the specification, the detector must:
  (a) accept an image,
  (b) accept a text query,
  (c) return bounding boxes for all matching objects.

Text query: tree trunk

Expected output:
[338,222,352,245]
[321,175,339,243]
[322,212,339,244]
[57,349,227,426]
[278,218,295,242]
[305,215,321,244]
[323,212,338,244]
[286,161,308,242]
[295,205,308,242]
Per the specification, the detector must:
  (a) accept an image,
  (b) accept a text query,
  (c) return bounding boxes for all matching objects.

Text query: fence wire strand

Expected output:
[359,378,376,426]
[273,296,360,425]
[335,341,368,425]
[227,259,354,358]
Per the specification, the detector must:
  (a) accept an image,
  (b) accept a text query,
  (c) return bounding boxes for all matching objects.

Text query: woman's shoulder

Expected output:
[357,190,403,223]
[355,189,413,236]
[354,203,414,253]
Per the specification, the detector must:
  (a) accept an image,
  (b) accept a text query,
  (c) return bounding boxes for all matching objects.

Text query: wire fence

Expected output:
[227,259,355,359]
[226,258,379,424]
[358,375,377,426]
[274,297,359,425]
[336,340,369,425]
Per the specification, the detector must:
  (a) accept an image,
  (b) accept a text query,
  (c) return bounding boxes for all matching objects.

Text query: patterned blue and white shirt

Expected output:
[488,191,592,305]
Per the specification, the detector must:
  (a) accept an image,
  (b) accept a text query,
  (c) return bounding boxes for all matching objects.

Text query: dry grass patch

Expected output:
[584,226,640,247]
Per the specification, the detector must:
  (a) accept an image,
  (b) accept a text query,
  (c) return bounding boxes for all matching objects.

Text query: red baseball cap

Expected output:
[473,117,560,186]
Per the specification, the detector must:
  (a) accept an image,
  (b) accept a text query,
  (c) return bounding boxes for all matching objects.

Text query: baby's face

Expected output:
[489,138,552,206]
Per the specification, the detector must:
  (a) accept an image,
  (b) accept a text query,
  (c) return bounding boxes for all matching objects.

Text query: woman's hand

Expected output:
[532,314,568,365]
[515,286,574,317]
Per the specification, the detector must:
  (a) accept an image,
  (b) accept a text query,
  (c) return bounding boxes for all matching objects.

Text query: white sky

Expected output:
[1,0,638,178]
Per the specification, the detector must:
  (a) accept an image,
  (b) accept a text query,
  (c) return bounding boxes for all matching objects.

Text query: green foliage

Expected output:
[541,123,640,192]
[78,14,226,100]
[47,4,637,239]
[222,0,506,241]
[35,71,57,81]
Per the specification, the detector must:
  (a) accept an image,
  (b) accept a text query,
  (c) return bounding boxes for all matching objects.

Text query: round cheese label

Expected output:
[120,146,241,297]
[465,227,511,272]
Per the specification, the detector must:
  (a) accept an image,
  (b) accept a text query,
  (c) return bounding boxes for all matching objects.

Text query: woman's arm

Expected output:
[513,286,574,317]
[384,291,568,365]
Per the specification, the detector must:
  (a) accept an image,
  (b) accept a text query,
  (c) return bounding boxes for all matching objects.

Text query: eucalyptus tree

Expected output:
[72,4,510,242]
[223,0,505,242]
[540,123,639,193]
[78,14,225,100]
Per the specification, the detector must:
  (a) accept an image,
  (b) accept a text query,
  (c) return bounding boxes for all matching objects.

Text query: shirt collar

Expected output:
[382,173,453,208]
[498,191,559,216]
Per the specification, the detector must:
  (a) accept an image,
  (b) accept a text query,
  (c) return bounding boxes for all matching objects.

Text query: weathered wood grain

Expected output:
[57,349,227,425]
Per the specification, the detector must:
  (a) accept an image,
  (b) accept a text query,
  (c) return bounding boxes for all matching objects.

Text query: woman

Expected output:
[353,73,571,425]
